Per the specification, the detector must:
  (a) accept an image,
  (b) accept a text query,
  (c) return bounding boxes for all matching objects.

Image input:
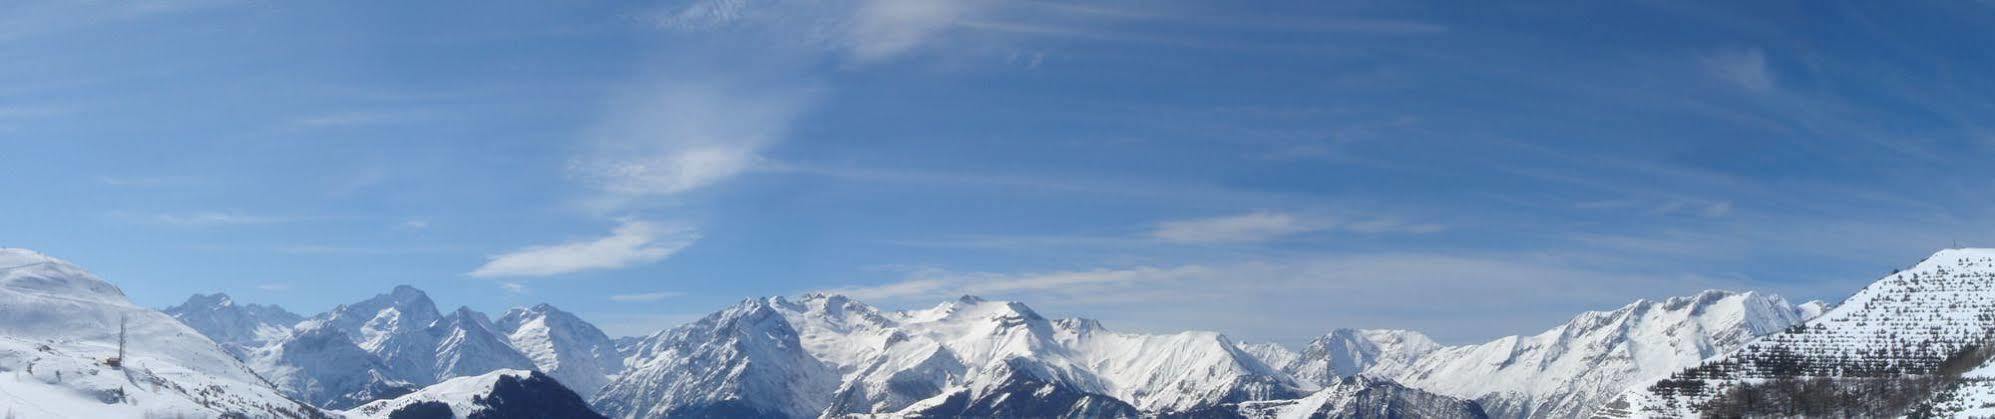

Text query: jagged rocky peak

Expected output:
[180,292,235,308]
[1054,317,1105,333]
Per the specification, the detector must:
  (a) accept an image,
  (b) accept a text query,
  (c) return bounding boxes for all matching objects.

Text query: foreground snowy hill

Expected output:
[1249,290,1821,419]
[594,294,1310,418]
[0,248,327,418]
[345,369,606,419]
[1604,248,1995,417]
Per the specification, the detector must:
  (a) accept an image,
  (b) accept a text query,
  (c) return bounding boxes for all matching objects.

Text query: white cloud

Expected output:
[501,282,528,294]
[651,0,986,64]
[845,0,985,62]
[123,211,300,227]
[469,220,700,278]
[1152,211,1321,243]
[570,81,814,209]
[1703,47,1773,92]
[610,291,686,302]
[399,219,430,229]
[290,109,430,128]
[255,283,292,292]
[97,175,198,187]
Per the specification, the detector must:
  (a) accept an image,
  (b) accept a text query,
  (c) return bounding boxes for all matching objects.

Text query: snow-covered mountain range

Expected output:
[592,293,1472,418]
[166,283,624,412]
[1240,290,1823,418]
[27,244,1995,418]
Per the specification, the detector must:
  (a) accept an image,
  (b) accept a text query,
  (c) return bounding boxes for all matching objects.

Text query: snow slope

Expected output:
[0,248,327,418]
[345,369,605,419]
[495,303,622,398]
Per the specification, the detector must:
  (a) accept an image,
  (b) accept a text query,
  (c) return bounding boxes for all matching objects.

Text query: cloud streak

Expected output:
[469,220,699,278]
[1151,211,1442,244]
[610,291,686,302]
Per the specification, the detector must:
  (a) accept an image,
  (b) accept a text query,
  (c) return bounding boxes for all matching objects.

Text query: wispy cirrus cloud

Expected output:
[1151,211,1442,244]
[116,211,305,227]
[1153,211,1324,243]
[469,220,699,278]
[1702,47,1774,93]
[569,81,815,209]
[97,175,200,187]
[609,291,685,302]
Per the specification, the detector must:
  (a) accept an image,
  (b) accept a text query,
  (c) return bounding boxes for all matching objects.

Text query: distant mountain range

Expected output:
[9,246,1995,417]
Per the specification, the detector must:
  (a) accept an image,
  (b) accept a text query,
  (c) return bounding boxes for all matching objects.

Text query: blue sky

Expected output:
[6,0,1995,345]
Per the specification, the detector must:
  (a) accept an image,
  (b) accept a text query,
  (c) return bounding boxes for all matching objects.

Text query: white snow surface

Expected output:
[0,248,323,418]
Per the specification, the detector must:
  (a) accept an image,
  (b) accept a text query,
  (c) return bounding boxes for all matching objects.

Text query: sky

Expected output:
[6,0,1995,346]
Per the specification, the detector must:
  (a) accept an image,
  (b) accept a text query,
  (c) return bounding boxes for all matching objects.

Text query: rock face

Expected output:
[593,294,1306,419]
[1250,290,1818,419]
[345,369,607,419]
[1606,249,1995,418]
[0,248,328,418]
[495,303,623,398]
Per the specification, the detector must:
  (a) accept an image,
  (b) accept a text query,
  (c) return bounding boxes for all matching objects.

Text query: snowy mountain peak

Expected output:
[182,292,234,308]
[1291,328,1440,384]
[389,284,428,301]
[495,302,622,399]
[957,294,987,304]
[165,291,304,355]
[1054,317,1105,333]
